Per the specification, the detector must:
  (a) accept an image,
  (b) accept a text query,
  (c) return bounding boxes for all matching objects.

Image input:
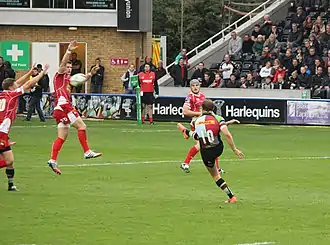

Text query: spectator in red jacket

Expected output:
[138,64,159,124]
[273,65,287,83]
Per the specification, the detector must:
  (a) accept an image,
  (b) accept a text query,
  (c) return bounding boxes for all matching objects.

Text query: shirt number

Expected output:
[0,99,6,112]
[200,130,215,144]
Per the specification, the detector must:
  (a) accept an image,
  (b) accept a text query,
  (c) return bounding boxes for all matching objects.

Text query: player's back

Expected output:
[0,88,24,133]
[53,72,71,106]
[195,114,225,148]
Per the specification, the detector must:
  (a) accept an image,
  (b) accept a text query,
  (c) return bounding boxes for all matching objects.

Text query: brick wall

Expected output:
[0,26,146,94]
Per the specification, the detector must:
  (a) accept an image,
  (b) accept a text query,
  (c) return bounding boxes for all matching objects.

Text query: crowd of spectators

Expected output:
[168,1,330,99]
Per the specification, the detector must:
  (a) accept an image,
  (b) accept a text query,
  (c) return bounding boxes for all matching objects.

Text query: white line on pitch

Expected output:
[11,125,174,133]
[236,242,276,245]
[53,156,330,168]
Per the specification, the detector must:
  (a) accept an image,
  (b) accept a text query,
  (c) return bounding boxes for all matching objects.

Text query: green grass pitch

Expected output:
[0,119,329,245]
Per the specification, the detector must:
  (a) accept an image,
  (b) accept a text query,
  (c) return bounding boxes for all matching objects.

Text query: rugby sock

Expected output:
[216,178,234,198]
[184,145,199,165]
[215,157,220,170]
[149,117,153,123]
[142,116,145,123]
[0,159,7,168]
[78,130,90,153]
[6,169,15,188]
[51,137,65,161]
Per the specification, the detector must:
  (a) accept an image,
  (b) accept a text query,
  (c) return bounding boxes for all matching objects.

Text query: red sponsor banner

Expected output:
[110,58,129,66]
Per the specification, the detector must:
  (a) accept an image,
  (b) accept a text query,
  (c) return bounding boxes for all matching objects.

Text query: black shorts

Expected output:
[142,92,154,105]
[200,144,224,168]
[0,146,11,154]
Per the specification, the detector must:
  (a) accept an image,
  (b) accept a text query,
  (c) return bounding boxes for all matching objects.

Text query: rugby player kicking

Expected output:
[180,79,239,173]
[48,40,101,175]
[0,64,50,191]
[178,99,244,203]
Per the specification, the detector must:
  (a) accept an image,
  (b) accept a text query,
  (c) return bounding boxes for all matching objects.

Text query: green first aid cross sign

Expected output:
[0,41,30,70]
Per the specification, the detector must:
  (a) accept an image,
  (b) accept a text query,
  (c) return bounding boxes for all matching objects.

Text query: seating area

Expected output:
[204,1,330,98]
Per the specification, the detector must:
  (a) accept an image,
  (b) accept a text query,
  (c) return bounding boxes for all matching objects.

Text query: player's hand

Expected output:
[227,119,240,125]
[234,148,244,159]
[68,40,78,52]
[43,64,50,73]
[91,66,99,75]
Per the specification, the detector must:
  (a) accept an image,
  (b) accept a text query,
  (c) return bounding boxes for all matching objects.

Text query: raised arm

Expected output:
[23,64,49,91]
[15,64,36,87]
[58,40,78,74]
[83,66,99,82]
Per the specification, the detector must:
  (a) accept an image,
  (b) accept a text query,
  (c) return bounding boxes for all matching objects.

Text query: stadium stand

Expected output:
[205,1,330,99]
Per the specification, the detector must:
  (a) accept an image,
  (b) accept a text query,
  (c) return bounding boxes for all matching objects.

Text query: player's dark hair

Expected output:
[2,78,15,90]
[202,99,214,112]
[67,61,72,65]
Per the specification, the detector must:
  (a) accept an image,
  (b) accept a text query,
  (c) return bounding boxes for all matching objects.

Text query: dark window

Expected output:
[0,0,30,8]
[75,0,116,9]
[32,0,73,8]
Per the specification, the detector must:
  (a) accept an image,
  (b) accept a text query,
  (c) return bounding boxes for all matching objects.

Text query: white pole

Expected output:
[180,0,184,50]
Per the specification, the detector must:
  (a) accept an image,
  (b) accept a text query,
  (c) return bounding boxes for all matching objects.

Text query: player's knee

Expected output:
[77,121,86,131]
[195,144,200,150]
[212,174,221,182]
[6,160,14,168]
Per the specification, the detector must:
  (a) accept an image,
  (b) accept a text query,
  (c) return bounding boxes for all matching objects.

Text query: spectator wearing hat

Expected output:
[252,35,265,55]
[26,67,46,122]
[291,6,306,27]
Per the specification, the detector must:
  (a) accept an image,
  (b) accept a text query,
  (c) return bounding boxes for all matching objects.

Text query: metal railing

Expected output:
[0,0,116,10]
[165,0,276,72]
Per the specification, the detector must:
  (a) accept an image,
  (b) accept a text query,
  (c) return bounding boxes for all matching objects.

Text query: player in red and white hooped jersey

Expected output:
[0,64,50,191]
[180,79,239,173]
[47,40,101,175]
[180,79,206,173]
